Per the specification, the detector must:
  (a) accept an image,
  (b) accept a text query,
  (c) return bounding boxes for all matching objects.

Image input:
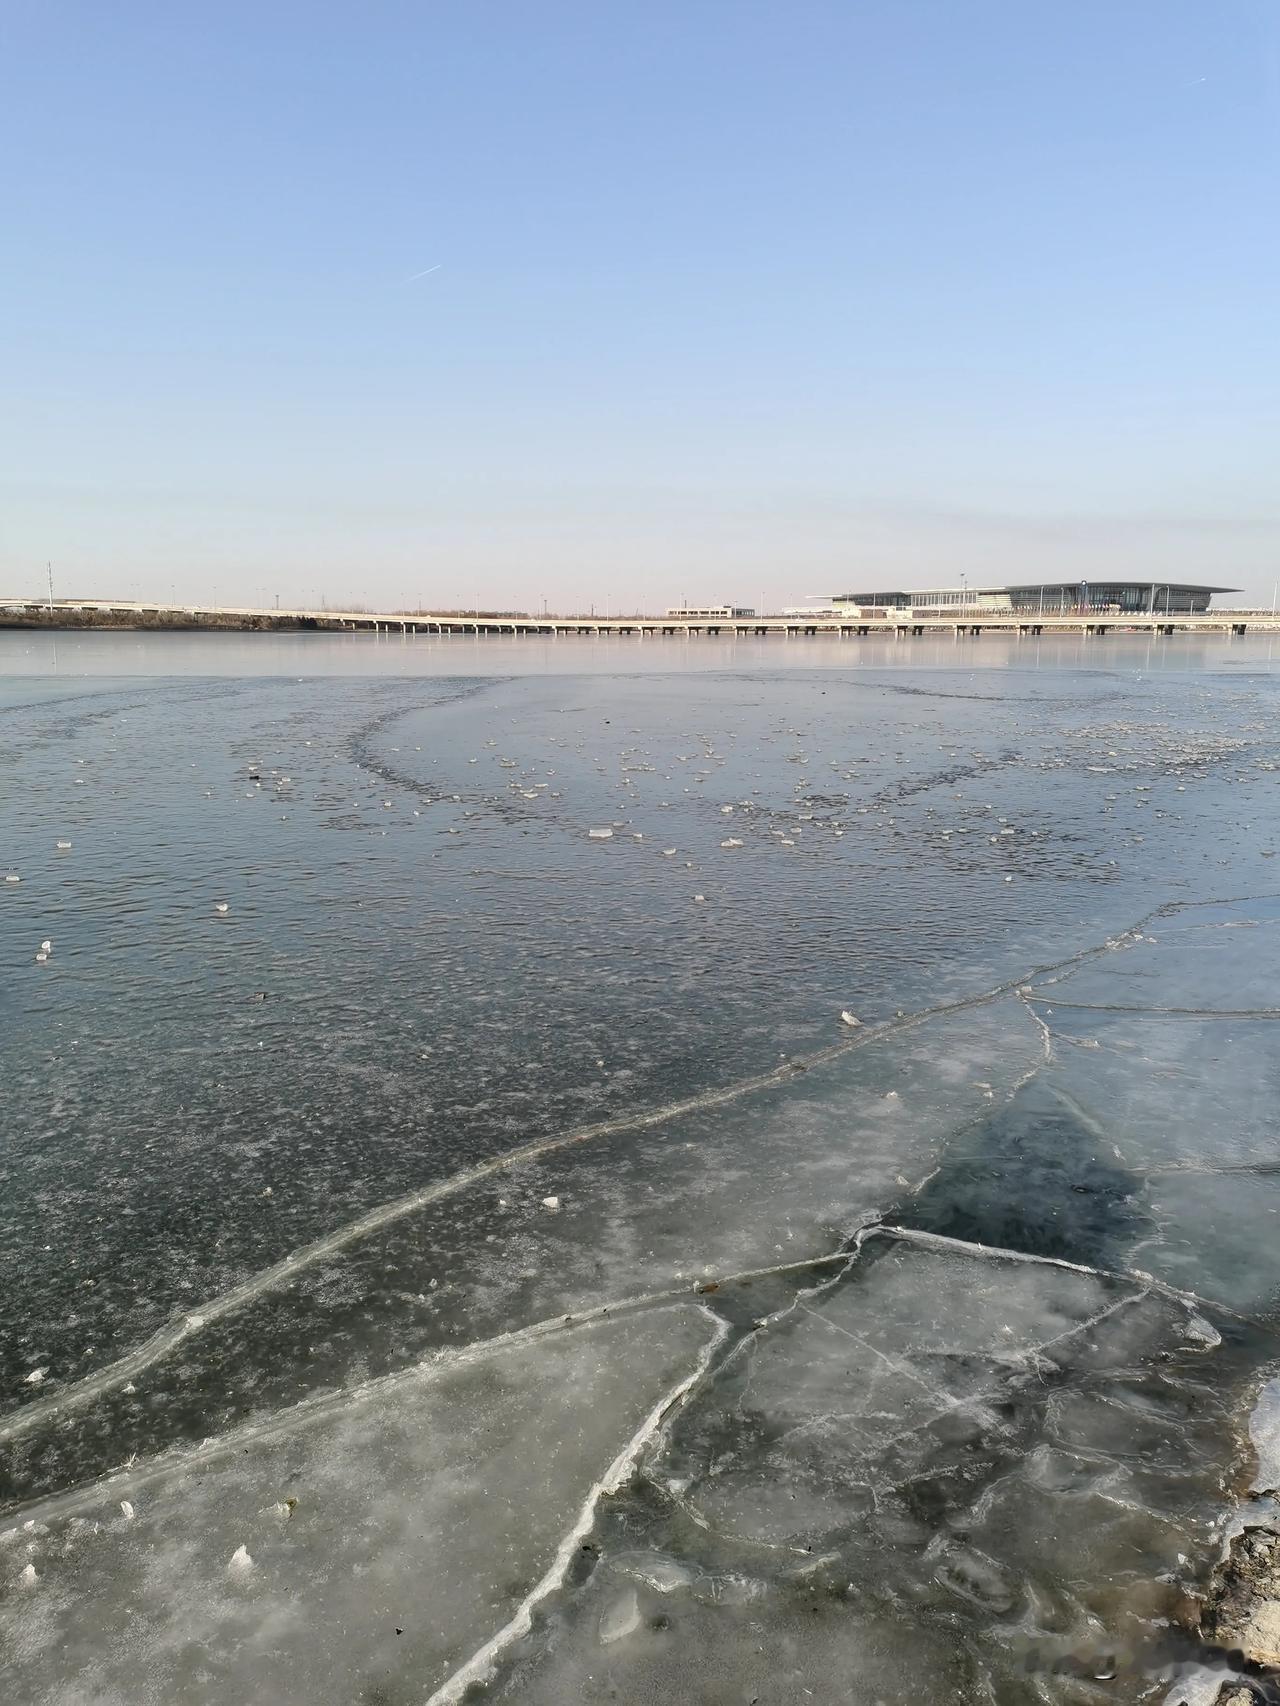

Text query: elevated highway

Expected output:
[1,596,1273,639]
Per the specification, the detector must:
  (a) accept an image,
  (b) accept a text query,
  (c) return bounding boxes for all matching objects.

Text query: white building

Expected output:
[830,583,1236,616]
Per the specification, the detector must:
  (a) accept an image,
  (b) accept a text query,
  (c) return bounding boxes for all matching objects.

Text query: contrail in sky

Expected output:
[407,264,442,281]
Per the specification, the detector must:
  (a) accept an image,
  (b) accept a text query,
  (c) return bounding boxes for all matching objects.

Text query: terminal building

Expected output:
[827,582,1236,617]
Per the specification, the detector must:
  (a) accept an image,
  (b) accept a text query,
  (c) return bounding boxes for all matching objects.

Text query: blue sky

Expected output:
[3,1,1277,610]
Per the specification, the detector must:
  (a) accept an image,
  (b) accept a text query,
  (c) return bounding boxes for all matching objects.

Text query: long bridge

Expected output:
[1,596,1274,639]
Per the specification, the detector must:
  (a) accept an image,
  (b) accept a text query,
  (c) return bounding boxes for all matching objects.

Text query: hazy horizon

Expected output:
[4,2,1278,610]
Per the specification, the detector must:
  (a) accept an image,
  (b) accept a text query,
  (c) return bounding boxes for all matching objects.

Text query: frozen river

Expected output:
[2,632,1279,1702]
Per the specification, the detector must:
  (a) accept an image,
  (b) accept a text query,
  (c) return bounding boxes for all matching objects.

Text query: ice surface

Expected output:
[1029,913,1280,1014]
[1253,1379,1280,1495]
[6,661,1280,1703]
[484,1238,1263,1704]
[0,998,1045,1506]
[1021,902,1280,1313]
[0,1305,721,1706]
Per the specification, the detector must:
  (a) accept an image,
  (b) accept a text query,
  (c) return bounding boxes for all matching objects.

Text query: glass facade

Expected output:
[831,584,1233,616]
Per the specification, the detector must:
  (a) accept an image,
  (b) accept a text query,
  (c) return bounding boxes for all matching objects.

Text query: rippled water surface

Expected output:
[3,633,1280,1703]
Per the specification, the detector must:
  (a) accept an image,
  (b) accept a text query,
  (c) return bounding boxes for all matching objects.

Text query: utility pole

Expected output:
[47,562,54,613]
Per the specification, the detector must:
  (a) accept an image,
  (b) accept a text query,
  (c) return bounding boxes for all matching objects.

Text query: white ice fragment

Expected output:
[720,838,743,848]
[56,841,72,850]
[214,902,229,914]
[693,893,706,903]
[599,1588,642,1644]
[1183,1314,1221,1350]
[541,1196,561,1211]
[662,848,677,856]
[19,1563,37,1588]
[40,939,52,953]
[4,874,20,883]
[629,1556,693,1593]
[1249,1376,1280,1492]
[23,1367,47,1386]
[587,827,613,840]
[120,1500,134,1519]
[228,1544,253,1574]
[839,1011,861,1028]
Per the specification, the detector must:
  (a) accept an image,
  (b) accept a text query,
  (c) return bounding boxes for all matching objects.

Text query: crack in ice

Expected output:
[3,894,1264,1455]
[422,1310,731,1706]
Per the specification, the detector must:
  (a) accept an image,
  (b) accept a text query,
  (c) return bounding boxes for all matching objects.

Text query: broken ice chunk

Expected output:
[599,1588,642,1644]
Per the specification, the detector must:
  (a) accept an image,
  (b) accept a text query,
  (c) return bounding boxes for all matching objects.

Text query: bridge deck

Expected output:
[1,598,1274,638]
